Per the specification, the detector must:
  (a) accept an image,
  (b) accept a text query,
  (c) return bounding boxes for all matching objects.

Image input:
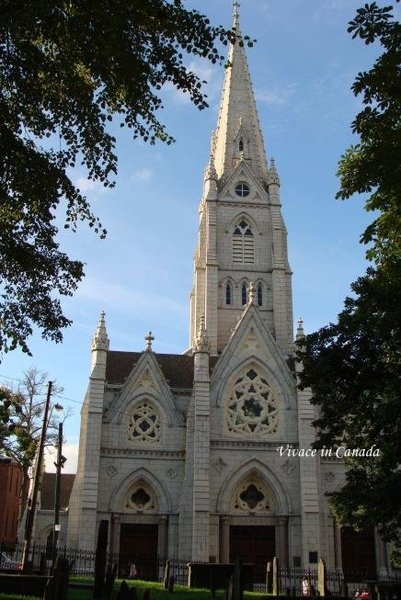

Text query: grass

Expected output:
[0,577,265,600]
[0,578,264,600]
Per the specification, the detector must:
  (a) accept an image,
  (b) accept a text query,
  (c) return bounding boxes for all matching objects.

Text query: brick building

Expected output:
[0,458,23,544]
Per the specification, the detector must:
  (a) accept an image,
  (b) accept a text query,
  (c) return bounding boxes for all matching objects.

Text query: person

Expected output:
[128,561,137,579]
[302,576,311,596]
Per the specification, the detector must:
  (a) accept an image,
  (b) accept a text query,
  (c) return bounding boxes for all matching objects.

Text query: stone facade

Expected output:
[64,9,393,577]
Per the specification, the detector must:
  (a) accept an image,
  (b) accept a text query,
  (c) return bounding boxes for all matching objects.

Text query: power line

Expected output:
[0,373,84,407]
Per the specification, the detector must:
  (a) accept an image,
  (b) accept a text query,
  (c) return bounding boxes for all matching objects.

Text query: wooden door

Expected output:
[230,525,275,582]
[119,523,158,580]
[341,526,376,579]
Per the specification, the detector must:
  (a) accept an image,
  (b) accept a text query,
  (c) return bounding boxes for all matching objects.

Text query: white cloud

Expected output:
[76,277,186,318]
[75,176,108,196]
[163,58,221,107]
[45,442,79,474]
[256,84,297,106]
[132,168,153,182]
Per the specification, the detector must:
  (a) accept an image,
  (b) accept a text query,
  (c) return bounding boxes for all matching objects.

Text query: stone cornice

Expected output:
[101,447,185,459]
[211,440,298,450]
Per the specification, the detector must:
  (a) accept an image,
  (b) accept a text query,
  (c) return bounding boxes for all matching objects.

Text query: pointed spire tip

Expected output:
[92,311,109,351]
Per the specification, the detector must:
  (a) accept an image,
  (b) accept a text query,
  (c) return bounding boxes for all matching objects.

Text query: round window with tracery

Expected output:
[225,367,278,436]
[127,401,161,443]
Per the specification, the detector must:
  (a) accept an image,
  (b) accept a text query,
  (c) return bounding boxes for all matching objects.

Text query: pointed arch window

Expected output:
[233,219,254,264]
[257,283,263,306]
[241,283,248,305]
[226,282,232,306]
[238,138,244,152]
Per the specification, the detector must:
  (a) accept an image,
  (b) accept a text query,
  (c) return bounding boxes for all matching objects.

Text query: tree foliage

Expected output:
[0,0,246,355]
[337,0,401,266]
[0,368,66,490]
[0,384,23,448]
[298,265,401,543]
[297,1,401,546]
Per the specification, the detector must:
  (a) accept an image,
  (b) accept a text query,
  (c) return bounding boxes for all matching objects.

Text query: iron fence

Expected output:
[279,567,318,596]
[1,541,400,594]
[0,541,191,583]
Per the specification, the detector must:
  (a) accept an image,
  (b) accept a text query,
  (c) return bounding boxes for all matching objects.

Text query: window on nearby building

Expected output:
[127,400,161,443]
[233,220,254,264]
[238,138,244,152]
[226,283,232,305]
[225,366,279,436]
[241,283,248,305]
[235,182,250,197]
[257,283,263,306]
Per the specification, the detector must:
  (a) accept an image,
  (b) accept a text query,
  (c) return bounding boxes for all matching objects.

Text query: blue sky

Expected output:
[1,0,398,472]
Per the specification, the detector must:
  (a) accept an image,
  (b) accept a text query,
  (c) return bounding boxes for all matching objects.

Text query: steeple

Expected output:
[189,6,293,358]
[211,6,269,183]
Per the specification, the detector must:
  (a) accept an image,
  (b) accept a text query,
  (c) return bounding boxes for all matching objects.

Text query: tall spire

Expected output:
[211,6,269,182]
[91,311,109,351]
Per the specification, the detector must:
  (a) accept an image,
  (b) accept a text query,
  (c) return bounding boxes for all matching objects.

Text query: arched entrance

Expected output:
[218,468,289,581]
[112,477,167,580]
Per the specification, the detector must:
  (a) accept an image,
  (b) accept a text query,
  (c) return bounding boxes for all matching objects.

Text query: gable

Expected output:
[106,351,218,389]
[217,159,268,204]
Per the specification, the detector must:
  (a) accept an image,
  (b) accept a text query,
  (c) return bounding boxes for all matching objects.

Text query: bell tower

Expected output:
[189,5,293,357]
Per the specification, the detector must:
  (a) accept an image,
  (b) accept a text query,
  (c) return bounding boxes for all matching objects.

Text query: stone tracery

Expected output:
[230,475,274,513]
[127,400,161,443]
[225,366,278,436]
[124,481,157,511]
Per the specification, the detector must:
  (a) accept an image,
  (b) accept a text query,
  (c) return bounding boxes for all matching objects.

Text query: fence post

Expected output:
[94,520,108,600]
[272,556,280,596]
[318,559,327,597]
[266,561,273,594]
[233,559,243,600]
[163,559,171,590]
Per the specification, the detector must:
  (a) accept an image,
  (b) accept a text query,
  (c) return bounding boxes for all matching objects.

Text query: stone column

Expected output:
[220,516,230,562]
[110,514,116,554]
[277,517,289,567]
[192,320,211,561]
[333,523,342,569]
[159,516,168,558]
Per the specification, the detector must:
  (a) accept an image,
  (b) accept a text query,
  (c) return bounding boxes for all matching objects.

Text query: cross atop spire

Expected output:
[145,331,155,350]
[233,1,241,18]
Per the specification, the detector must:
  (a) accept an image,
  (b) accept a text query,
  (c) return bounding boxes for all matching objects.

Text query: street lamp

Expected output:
[22,382,63,571]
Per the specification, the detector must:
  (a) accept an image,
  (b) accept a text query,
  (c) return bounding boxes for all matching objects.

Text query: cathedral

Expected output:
[64,8,387,579]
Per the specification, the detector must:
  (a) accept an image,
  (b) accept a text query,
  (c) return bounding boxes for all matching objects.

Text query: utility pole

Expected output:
[52,421,66,569]
[22,381,53,572]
